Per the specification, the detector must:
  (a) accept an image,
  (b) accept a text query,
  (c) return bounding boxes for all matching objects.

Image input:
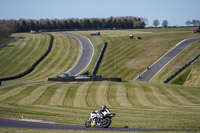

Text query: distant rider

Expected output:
[101,105,111,116]
[94,105,111,118]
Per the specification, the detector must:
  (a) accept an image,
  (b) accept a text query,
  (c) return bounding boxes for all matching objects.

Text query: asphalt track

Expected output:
[65,33,94,76]
[1,118,199,132]
[134,37,200,81]
[0,36,19,48]
[1,80,42,86]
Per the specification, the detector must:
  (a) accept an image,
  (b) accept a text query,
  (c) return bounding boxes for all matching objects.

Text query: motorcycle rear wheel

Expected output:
[101,118,111,128]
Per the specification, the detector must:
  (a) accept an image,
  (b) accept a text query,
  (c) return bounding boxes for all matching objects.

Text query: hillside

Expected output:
[0,33,50,79]
[72,28,200,85]
[0,33,80,82]
[152,40,200,87]
[0,81,199,130]
[0,28,200,132]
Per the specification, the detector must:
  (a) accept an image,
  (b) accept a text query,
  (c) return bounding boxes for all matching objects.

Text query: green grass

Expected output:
[152,40,200,87]
[0,36,14,44]
[0,33,81,82]
[171,69,191,85]
[70,28,200,82]
[1,28,199,86]
[0,81,199,130]
[20,33,81,81]
[1,28,200,133]
[2,128,198,133]
[0,33,50,79]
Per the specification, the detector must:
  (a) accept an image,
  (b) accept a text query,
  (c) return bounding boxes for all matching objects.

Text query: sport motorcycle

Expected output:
[85,110,115,128]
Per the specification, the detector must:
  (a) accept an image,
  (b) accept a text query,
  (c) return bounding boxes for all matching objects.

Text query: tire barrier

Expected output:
[47,75,121,82]
[0,33,54,81]
[163,53,200,83]
[92,41,107,76]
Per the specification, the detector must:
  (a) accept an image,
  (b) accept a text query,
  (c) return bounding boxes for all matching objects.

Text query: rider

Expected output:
[91,105,111,126]
[93,105,111,118]
[99,105,111,117]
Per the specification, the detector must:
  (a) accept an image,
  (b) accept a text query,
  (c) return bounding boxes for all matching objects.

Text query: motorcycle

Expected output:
[85,110,115,128]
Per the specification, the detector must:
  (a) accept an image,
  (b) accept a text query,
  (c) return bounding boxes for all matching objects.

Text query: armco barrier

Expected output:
[92,41,107,76]
[0,33,54,81]
[163,53,200,83]
[47,75,121,82]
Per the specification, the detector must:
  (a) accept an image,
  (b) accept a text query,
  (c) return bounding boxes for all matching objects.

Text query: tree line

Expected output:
[0,16,145,38]
[0,21,15,40]
[152,19,200,28]
[185,20,200,27]
[153,19,169,28]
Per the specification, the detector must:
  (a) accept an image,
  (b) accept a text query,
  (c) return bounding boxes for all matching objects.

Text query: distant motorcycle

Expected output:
[85,110,115,128]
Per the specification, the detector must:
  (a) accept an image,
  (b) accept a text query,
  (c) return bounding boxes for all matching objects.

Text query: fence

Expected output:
[163,53,200,83]
[0,33,54,81]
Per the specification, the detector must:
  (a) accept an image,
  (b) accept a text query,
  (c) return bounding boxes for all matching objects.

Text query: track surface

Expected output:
[66,33,94,76]
[134,37,200,81]
[1,80,41,86]
[0,118,199,132]
[0,36,19,48]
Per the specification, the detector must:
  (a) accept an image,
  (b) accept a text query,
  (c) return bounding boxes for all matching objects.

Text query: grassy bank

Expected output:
[0,28,200,133]
[0,81,199,130]
[0,33,50,79]
[1,28,199,85]
[19,33,81,81]
[0,128,197,133]
[152,40,200,87]
[70,28,200,82]
[0,33,80,81]
[0,37,14,45]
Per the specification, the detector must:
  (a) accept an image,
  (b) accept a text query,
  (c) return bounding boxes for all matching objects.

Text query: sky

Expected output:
[0,0,200,26]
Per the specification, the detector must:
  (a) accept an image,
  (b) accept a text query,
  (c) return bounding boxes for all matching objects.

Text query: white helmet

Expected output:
[102,105,107,110]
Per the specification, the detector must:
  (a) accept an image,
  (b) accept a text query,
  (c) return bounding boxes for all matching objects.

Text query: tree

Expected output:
[192,20,200,26]
[162,20,168,28]
[185,20,192,26]
[45,20,51,29]
[141,17,148,27]
[197,20,200,26]
[134,21,145,29]
[0,23,11,39]
[29,20,36,30]
[153,19,159,27]
[192,20,197,26]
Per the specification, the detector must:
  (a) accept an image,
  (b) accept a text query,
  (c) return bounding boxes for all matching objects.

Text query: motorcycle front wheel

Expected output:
[85,119,91,128]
